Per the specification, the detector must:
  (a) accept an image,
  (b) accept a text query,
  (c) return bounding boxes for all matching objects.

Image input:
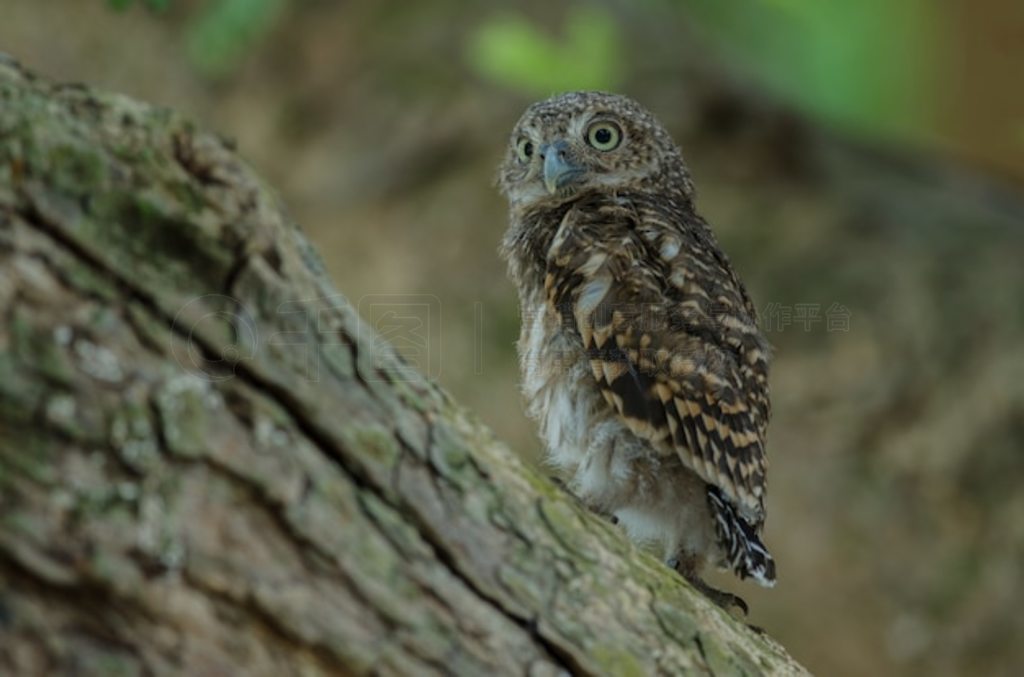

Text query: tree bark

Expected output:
[0,56,807,675]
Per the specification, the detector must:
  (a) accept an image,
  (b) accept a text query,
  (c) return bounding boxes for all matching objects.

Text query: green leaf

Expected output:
[683,0,938,139]
[185,0,285,78]
[107,0,169,11]
[468,9,624,95]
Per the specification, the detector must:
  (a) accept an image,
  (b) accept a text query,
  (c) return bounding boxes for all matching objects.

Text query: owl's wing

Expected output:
[545,196,771,525]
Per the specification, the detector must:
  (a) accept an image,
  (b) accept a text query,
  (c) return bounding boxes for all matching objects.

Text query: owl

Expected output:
[498,91,775,613]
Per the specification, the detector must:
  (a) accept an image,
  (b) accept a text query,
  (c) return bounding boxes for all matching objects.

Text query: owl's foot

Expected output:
[548,475,618,524]
[548,475,585,507]
[667,556,749,617]
[693,579,749,617]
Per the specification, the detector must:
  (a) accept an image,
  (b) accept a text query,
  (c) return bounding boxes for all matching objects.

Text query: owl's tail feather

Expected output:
[707,486,776,588]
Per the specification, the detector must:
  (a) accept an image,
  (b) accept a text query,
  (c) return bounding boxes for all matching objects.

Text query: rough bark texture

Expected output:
[0,57,808,675]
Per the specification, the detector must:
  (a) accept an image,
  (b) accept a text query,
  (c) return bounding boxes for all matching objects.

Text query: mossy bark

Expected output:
[0,57,807,675]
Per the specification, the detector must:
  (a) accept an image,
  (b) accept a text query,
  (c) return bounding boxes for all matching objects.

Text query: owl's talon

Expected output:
[548,475,622,525]
[548,475,567,490]
[548,475,582,504]
[670,556,749,616]
[695,581,748,616]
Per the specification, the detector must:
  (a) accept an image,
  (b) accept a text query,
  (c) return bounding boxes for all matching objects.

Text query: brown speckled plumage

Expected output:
[498,92,775,610]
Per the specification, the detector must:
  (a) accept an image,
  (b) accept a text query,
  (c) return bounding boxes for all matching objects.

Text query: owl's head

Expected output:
[498,91,693,210]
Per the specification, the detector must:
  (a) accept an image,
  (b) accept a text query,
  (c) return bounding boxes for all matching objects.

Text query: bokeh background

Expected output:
[3,1,1023,675]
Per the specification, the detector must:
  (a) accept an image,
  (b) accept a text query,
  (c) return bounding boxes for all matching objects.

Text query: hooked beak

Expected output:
[542,140,582,194]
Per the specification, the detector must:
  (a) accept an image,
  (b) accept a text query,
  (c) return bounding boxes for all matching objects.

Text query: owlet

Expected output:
[498,91,775,613]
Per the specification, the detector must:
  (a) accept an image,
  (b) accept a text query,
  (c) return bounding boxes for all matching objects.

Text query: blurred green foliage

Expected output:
[185,0,285,78]
[106,0,938,143]
[107,0,168,10]
[102,0,954,157]
[107,0,283,78]
[467,8,624,95]
[683,0,938,138]
[465,1,939,140]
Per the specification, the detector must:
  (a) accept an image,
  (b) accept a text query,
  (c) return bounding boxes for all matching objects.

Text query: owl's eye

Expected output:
[586,121,622,151]
[515,137,534,163]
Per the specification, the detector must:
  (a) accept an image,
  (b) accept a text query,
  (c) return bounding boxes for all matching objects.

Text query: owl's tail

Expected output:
[707,486,777,587]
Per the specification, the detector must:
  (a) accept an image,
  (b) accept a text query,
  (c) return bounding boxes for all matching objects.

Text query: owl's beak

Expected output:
[542,140,582,194]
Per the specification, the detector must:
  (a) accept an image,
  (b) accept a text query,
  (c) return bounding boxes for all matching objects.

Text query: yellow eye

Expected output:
[586,121,622,151]
[515,137,534,162]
